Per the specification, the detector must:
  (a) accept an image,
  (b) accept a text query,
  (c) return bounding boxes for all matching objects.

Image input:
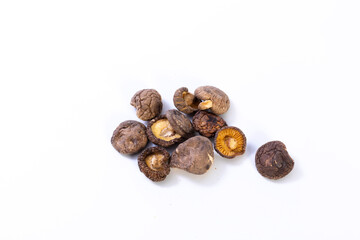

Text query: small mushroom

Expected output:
[170,136,214,175]
[111,120,148,154]
[192,110,227,138]
[130,89,163,121]
[147,115,183,147]
[214,126,246,158]
[255,141,294,180]
[138,146,170,182]
[173,87,201,114]
[194,86,230,115]
[165,109,194,138]
[146,110,193,147]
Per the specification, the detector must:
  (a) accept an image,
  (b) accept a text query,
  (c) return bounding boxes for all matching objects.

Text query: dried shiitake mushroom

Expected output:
[147,115,183,147]
[146,110,193,147]
[214,126,246,158]
[138,146,170,182]
[194,86,230,115]
[111,120,148,154]
[130,89,163,121]
[165,109,194,138]
[192,110,227,138]
[173,87,201,114]
[170,136,214,175]
[255,141,294,180]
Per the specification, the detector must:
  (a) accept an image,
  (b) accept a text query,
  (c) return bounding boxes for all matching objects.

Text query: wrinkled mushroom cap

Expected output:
[111,120,148,154]
[255,141,294,180]
[173,87,200,114]
[194,86,230,115]
[130,89,163,121]
[192,110,227,138]
[146,115,185,147]
[138,146,170,182]
[170,136,214,175]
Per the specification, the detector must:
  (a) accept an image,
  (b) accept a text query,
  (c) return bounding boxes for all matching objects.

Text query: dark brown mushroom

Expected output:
[130,89,162,121]
[194,86,230,115]
[170,136,214,175]
[192,110,227,138]
[138,146,170,182]
[214,126,246,158]
[173,87,201,114]
[165,109,194,138]
[255,141,294,180]
[111,120,148,154]
[146,110,193,147]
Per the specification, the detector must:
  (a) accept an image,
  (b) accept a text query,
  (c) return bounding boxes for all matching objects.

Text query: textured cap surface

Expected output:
[166,109,194,137]
[194,86,230,115]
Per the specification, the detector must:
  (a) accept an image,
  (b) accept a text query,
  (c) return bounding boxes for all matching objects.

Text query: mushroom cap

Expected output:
[194,86,230,115]
[111,120,148,154]
[146,115,185,147]
[165,109,194,138]
[214,126,246,158]
[192,110,227,138]
[255,141,294,180]
[170,136,214,175]
[173,87,200,114]
[130,89,163,121]
[138,146,170,182]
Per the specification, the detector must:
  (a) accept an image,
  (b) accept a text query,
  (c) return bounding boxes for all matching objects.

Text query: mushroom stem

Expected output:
[198,100,213,110]
[145,153,165,171]
[160,125,176,137]
[225,137,238,150]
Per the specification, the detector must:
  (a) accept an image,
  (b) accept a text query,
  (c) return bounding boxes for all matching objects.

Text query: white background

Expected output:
[1,0,359,239]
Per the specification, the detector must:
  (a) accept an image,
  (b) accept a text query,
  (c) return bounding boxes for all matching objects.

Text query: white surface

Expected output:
[1,1,360,239]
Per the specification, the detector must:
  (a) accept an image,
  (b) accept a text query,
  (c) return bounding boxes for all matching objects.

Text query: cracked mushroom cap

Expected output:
[170,136,214,175]
[130,89,163,121]
[138,146,171,182]
[255,141,294,180]
[111,120,148,154]
[173,87,201,114]
[192,110,227,138]
[194,86,230,115]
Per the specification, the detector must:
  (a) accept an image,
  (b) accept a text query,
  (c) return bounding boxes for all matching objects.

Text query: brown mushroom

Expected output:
[170,136,214,175]
[146,109,193,147]
[173,87,201,114]
[146,115,183,147]
[194,86,230,115]
[138,146,170,182]
[255,141,294,180]
[111,120,148,154]
[130,89,162,121]
[192,110,227,138]
[165,109,194,138]
[214,126,246,158]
